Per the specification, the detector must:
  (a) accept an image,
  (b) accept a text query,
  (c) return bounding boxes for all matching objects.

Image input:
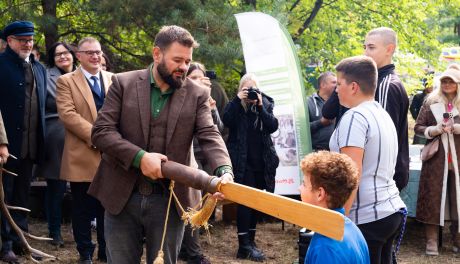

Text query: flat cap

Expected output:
[2,21,35,40]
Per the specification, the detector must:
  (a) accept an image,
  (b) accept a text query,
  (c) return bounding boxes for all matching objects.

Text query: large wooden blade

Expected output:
[219,182,344,241]
[160,161,344,240]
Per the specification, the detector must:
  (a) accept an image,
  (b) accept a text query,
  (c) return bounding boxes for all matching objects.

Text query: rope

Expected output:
[154,181,217,263]
[160,181,175,248]
[153,181,176,264]
[170,186,186,216]
[392,207,407,264]
[192,193,211,210]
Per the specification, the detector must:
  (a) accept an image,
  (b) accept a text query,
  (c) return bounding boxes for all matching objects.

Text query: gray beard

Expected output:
[18,51,31,60]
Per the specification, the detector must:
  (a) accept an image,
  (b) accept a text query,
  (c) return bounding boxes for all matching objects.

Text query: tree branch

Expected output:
[289,0,301,13]
[350,0,381,15]
[323,0,339,7]
[0,0,41,16]
[58,29,145,59]
[293,0,323,41]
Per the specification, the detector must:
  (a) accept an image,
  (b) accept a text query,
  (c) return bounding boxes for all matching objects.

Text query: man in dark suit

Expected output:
[0,21,47,262]
[89,25,233,264]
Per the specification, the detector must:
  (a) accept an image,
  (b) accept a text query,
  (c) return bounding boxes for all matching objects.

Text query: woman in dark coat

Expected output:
[223,73,279,262]
[36,42,76,246]
[415,68,460,256]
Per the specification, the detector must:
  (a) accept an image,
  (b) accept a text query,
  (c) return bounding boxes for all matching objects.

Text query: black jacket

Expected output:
[375,64,409,190]
[307,93,334,149]
[0,46,47,167]
[410,91,428,120]
[223,93,279,192]
[322,90,349,126]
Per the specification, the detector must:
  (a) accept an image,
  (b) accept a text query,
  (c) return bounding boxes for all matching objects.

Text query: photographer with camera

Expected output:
[223,73,279,262]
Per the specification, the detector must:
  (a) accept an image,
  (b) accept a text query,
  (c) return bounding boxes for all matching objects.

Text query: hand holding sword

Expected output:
[161,161,345,241]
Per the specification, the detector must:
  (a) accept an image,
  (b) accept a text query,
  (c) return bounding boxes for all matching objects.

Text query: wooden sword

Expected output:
[161,161,344,241]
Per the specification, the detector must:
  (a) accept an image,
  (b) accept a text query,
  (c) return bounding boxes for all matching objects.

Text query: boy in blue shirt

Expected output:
[299,151,370,264]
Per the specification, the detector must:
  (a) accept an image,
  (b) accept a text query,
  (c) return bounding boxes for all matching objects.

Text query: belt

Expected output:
[135,178,169,196]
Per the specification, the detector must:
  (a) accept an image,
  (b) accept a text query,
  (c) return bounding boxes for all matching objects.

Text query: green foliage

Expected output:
[1,0,458,97]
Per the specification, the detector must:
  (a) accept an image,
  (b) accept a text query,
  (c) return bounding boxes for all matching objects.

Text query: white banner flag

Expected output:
[235,12,312,195]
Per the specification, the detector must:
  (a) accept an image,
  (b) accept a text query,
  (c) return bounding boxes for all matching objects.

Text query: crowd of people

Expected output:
[0,18,459,264]
[305,27,460,264]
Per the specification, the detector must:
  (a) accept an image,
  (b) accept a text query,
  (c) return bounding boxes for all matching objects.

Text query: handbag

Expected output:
[420,137,440,161]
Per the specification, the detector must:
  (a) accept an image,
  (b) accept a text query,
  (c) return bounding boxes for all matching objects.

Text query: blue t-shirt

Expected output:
[305,208,370,264]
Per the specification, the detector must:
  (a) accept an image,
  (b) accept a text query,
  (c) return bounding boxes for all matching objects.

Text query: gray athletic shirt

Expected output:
[329,100,406,225]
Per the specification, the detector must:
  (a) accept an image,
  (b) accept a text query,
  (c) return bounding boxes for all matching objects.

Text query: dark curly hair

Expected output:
[46,41,77,69]
[300,151,358,209]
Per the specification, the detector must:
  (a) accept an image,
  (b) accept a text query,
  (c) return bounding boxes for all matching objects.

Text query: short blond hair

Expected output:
[367,27,397,46]
[77,37,99,49]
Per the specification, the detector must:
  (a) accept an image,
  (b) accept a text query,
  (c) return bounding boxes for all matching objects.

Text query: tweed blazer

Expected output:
[56,67,113,182]
[88,69,231,215]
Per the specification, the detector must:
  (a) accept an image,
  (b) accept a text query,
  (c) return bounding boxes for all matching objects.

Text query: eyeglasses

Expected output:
[77,50,103,56]
[54,51,71,57]
[9,36,33,45]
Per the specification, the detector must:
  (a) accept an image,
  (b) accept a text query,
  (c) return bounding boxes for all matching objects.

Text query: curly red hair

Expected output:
[300,151,358,209]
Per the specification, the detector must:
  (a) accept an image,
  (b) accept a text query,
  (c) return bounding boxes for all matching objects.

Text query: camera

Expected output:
[247,87,260,100]
[205,70,217,80]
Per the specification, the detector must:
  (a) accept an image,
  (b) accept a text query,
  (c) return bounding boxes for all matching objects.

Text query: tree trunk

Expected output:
[456,22,460,46]
[41,0,58,52]
[244,0,256,8]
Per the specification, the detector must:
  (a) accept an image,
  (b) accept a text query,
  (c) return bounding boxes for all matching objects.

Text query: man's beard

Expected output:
[157,60,186,89]
[18,50,31,60]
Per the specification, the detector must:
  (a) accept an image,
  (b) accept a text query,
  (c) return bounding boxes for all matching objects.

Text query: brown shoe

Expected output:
[426,238,439,256]
[1,250,19,263]
[425,224,439,256]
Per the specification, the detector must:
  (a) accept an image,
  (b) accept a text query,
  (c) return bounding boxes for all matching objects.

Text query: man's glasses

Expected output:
[77,50,103,56]
[9,36,33,45]
[54,51,71,58]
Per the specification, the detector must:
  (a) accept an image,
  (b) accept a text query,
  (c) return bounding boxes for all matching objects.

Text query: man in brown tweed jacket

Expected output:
[89,25,233,264]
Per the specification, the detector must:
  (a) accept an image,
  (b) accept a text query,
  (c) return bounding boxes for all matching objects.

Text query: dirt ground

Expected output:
[16,115,458,263]
[19,214,460,264]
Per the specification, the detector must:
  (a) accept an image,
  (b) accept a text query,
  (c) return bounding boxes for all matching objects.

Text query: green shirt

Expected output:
[132,64,232,177]
[132,63,173,167]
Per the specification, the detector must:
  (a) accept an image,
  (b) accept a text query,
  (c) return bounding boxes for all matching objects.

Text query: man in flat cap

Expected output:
[0,21,47,262]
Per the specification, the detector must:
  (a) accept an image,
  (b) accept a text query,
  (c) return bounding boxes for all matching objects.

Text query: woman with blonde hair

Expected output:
[415,67,460,255]
[223,73,279,262]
